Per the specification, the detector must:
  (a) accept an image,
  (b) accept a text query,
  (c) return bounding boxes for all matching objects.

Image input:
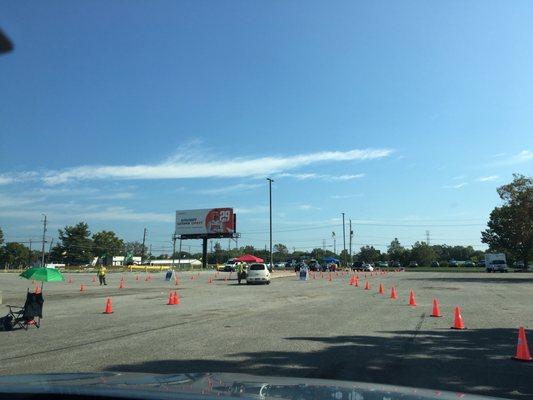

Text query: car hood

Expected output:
[0,372,499,400]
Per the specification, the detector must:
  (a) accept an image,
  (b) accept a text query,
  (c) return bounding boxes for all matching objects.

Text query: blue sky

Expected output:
[1,1,532,255]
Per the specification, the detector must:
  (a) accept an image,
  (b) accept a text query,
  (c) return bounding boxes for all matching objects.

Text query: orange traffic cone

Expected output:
[349,276,354,285]
[175,277,180,286]
[144,275,149,282]
[103,298,113,314]
[173,291,180,305]
[354,277,359,287]
[34,285,41,295]
[364,280,370,290]
[80,284,85,292]
[378,283,384,295]
[167,292,175,305]
[390,286,397,300]
[68,277,73,284]
[119,280,125,289]
[513,327,532,362]
[431,298,443,317]
[408,289,417,306]
[328,274,332,282]
[135,275,139,281]
[451,306,466,329]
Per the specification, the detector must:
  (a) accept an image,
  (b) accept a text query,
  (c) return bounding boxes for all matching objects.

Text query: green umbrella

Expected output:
[20,267,64,288]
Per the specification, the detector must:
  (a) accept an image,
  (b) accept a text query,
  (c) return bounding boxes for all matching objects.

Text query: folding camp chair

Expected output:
[6,291,44,330]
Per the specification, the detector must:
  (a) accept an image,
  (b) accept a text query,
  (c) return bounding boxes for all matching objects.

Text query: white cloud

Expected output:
[492,150,532,166]
[298,204,321,211]
[197,183,263,195]
[276,172,365,182]
[23,148,393,185]
[443,182,468,189]
[477,175,499,182]
[329,174,365,181]
[0,176,14,185]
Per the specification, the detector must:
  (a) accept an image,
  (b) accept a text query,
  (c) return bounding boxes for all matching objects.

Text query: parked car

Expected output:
[408,261,418,268]
[449,260,458,267]
[351,261,363,271]
[362,263,374,272]
[431,261,440,268]
[246,263,271,284]
[223,259,238,272]
[464,261,475,267]
[513,261,526,270]
[392,261,401,268]
[478,259,486,267]
[274,262,285,269]
[377,261,388,269]
[307,260,321,272]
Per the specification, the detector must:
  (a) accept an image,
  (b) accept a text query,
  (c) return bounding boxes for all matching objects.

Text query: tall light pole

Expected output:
[40,214,47,267]
[267,177,274,269]
[342,212,346,267]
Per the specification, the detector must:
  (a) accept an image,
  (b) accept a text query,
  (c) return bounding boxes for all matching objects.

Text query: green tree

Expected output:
[410,241,437,267]
[92,230,124,258]
[0,226,4,245]
[124,241,147,257]
[357,246,381,263]
[273,243,289,262]
[482,174,532,268]
[1,242,30,268]
[387,238,405,262]
[57,222,93,265]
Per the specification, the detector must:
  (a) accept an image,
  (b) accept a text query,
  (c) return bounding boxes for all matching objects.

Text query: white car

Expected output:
[362,263,374,272]
[246,263,271,284]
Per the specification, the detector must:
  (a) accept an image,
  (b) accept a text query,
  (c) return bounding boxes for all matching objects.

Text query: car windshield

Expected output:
[0,3,532,400]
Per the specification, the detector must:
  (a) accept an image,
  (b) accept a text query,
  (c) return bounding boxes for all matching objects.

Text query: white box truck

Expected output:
[485,253,508,273]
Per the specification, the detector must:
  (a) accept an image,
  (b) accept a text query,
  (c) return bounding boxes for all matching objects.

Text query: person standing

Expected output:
[237,262,244,284]
[97,264,108,286]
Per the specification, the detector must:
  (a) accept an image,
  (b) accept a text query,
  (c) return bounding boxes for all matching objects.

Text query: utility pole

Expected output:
[322,239,326,252]
[332,232,336,255]
[140,228,147,264]
[267,177,274,269]
[426,230,430,245]
[342,212,346,267]
[349,219,353,263]
[171,234,177,269]
[28,239,32,267]
[149,244,152,261]
[40,214,47,267]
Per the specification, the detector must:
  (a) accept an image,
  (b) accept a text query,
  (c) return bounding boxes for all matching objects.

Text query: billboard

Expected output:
[175,208,235,236]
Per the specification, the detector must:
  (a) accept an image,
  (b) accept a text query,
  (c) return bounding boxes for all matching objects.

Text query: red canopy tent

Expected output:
[235,254,264,263]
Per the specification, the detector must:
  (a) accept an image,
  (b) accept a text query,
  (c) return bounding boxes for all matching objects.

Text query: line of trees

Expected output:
[1,175,530,268]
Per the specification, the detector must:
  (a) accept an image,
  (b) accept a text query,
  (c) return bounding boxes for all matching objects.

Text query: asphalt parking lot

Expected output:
[1,270,533,399]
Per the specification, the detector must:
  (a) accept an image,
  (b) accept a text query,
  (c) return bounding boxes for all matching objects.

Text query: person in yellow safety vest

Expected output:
[97,265,108,286]
[237,262,245,284]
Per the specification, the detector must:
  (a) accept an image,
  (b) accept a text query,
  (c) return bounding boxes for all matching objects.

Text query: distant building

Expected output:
[107,256,142,266]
